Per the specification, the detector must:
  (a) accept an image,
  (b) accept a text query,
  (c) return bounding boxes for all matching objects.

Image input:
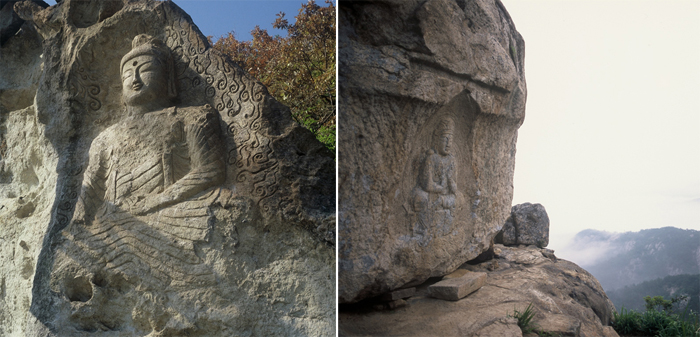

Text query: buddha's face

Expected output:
[438,133,452,156]
[121,54,169,109]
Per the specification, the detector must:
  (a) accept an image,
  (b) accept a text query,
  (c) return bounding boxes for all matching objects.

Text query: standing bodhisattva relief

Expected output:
[411,118,460,244]
[65,34,225,289]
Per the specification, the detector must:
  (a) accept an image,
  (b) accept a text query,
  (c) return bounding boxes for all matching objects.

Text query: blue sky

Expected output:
[43,0,321,42]
[173,0,308,41]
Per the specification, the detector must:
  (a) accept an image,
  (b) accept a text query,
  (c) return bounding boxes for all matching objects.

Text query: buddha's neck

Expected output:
[126,100,171,116]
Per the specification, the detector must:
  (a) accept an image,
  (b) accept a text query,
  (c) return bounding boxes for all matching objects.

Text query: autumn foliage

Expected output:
[211,0,336,152]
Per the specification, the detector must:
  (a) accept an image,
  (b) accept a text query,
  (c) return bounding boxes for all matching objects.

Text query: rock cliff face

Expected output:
[0,0,335,335]
[340,246,619,337]
[338,0,527,303]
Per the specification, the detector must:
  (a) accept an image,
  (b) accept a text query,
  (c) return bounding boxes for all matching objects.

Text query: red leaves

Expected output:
[213,0,336,151]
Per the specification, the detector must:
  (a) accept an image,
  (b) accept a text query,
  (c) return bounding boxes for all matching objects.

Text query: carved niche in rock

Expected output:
[409,117,463,245]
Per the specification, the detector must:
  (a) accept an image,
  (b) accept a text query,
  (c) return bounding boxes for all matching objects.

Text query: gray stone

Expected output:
[339,0,527,303]
[428,271,487,301]
[0,1,334,335]
[498,203,550,248]
[380,287,416,301]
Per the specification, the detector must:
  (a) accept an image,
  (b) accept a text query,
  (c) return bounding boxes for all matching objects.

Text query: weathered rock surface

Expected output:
[0,1,46,112]
[0,0,335,336]
[497,202,550,247]
[339,245,619,337]
[338,0,527,303]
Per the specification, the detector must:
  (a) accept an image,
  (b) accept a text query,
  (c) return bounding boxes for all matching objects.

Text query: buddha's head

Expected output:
[436,117,454,156]
[120,34,177,112]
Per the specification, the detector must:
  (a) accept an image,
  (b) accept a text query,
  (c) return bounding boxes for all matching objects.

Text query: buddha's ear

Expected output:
[168,73,177,99]
[166,57,177,100]
[167,70,177,99]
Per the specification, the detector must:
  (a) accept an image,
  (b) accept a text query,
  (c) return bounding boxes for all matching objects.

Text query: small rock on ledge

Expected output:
[497,203,550,248]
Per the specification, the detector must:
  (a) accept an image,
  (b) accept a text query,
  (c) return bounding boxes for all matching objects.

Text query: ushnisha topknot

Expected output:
[437,117,454,135]
[120,34,172,74]
[120,34,177,99]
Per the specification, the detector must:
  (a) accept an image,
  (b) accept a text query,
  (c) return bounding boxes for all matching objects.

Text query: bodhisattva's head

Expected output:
[120,34,177,114]
[436,118,454,156]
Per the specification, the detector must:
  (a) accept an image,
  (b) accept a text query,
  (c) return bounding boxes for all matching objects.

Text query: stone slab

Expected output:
[428,271,487,301]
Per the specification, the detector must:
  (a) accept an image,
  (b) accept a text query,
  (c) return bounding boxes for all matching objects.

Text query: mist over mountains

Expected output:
[562,227,700,291]
[560,227,700,313]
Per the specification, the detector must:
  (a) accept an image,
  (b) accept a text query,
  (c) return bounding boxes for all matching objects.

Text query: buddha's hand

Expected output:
[121,195,148,215]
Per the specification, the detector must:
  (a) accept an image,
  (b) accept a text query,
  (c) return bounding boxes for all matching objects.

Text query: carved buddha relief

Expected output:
[410,117,459,244]
[62,34,226,290]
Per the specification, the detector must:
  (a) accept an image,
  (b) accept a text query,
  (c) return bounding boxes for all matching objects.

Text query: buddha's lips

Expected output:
[132,82,143,90]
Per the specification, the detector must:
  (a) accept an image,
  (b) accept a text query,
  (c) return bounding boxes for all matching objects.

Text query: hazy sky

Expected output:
[500,0,700,260]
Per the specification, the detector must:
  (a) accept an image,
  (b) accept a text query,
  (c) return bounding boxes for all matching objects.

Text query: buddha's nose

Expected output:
[131,75,142,89]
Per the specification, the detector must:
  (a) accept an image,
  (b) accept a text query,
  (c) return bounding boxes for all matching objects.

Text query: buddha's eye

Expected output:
[141,62,157,73]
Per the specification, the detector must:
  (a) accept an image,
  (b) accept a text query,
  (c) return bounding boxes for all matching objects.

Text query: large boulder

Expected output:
[338,0,527,303]
[497,202,550,248]
[339,245,619,337]
[0,0,335,335]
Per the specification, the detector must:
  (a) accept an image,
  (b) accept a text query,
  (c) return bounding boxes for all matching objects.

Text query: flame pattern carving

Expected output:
[160,4,279,213]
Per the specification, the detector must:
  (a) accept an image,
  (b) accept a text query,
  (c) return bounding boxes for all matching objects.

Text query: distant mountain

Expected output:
[564,227,700,291]
[606,274,699,313]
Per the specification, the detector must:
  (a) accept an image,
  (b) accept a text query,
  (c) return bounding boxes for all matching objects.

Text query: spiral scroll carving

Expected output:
[68,56,103,115]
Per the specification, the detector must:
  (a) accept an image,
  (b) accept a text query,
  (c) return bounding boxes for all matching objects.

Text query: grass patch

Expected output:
[510,303,538,334]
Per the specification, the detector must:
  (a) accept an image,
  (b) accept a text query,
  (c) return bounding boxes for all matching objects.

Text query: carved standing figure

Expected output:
[66,34,226,289]
[411,117,457,242]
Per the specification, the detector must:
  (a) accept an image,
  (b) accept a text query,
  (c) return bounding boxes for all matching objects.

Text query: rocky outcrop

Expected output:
[338,0,527,303]
[0,0,46,112]
[339,245,619,337]
[0,0,334,335]
[497,202,550,248]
